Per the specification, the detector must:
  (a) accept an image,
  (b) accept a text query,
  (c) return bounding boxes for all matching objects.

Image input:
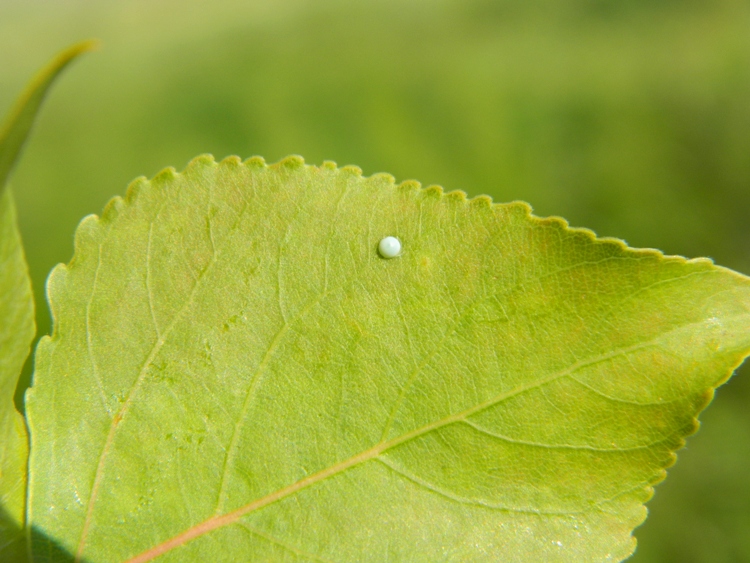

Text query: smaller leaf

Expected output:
[0,189,34,561]
[0,39,98,192]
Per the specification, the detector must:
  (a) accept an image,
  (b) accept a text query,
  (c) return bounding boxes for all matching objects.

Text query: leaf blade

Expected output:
[0,189,34,562]
[27,156,750,562]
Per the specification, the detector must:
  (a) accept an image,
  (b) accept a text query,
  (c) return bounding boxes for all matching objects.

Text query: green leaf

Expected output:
[0,189,34,562]
[0,40,97,561]
[26,155,750,562]
[0,39,98,193]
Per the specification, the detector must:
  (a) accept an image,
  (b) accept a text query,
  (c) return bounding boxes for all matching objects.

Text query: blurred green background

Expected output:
[1,0,749,560]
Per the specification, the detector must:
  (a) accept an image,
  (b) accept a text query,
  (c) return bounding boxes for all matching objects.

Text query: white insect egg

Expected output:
[378,236,402,259]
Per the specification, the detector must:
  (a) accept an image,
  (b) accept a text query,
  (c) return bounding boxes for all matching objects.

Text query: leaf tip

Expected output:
[32,39,100,91]
[62,38,101,57]
[0,38,99,191]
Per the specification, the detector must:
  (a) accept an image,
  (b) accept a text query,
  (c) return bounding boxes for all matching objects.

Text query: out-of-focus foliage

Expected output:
[0,0,748,560]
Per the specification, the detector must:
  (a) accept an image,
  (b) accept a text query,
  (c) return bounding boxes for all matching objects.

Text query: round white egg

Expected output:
[378,236,402,258]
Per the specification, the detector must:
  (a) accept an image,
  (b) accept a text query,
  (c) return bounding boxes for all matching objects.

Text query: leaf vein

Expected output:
[459,419,669,452]
[376,457,578,514]
[74,183,248,561]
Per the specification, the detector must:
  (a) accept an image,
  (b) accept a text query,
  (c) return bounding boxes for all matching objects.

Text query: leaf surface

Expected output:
[0,189,34,562]
[0,39,95,562]
[27,156,750,562]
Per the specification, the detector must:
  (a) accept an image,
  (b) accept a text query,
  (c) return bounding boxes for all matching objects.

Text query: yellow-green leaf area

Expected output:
[26,155,750,562]
[0,189,34,561]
